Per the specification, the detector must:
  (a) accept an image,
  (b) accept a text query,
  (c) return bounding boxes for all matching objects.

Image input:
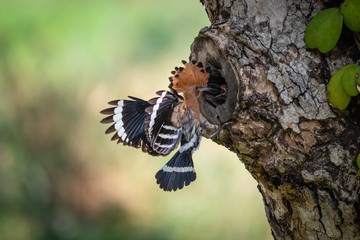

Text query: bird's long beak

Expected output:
[199,87,220,94]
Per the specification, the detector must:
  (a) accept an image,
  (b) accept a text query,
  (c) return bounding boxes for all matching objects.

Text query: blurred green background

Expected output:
[0,0,271,239]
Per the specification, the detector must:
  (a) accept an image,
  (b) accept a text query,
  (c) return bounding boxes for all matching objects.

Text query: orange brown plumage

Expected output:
[169,60,209,93]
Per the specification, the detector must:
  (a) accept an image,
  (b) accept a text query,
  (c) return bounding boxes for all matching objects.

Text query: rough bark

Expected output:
[192,0,360,239]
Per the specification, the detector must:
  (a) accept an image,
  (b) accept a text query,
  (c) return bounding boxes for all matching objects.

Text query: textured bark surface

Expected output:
[192,0,360,239]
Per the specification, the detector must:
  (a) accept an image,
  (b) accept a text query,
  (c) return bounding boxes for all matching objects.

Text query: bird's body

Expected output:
[101,60,210,191]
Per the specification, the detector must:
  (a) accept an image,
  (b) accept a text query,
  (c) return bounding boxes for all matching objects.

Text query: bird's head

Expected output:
[169,60,209,96]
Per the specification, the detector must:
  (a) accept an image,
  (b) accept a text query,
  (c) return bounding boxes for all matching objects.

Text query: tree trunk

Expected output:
[192,0,360,239]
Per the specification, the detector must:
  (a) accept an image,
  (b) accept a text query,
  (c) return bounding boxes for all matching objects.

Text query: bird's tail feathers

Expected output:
[155,150,196,192]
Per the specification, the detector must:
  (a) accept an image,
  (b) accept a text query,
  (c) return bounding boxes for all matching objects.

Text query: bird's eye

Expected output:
[194,86,198,90]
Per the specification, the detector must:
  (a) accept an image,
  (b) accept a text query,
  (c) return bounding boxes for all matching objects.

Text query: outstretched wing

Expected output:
[145,90,182,156]
[100,96,158,156]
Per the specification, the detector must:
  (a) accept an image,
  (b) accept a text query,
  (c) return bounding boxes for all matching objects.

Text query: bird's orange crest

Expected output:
[169,60,209,93]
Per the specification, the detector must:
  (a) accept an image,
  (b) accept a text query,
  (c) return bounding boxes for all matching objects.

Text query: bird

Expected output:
[100,60,211,191]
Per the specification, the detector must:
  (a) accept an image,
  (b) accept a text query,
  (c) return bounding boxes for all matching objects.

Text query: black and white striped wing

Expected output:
[145,90,182,155]
[100,96,158,156]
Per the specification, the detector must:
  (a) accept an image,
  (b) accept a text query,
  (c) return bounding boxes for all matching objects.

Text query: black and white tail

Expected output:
[155,133,201,191]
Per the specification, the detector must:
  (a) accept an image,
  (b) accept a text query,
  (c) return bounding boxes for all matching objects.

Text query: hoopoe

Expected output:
[100,60,211,191]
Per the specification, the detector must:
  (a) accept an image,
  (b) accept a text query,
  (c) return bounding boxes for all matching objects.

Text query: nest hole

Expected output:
[191,37,238,125]
[203,65,227,106]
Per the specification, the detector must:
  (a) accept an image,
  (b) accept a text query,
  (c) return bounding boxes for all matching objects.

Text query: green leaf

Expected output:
[327,65,352,110]
[305,8,343,53]
[341,0,360,32]
[342,64,360,96]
